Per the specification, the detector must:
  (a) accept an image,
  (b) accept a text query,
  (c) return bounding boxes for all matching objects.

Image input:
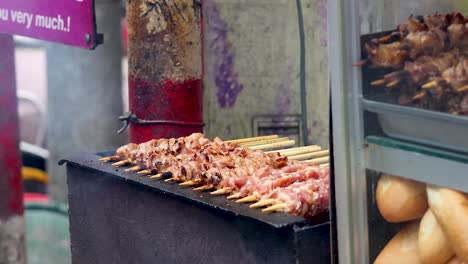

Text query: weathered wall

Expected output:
[203,0,329,148]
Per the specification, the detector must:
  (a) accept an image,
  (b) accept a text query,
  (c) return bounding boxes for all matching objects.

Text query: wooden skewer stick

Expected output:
[236,195,257,203]
[386,80,399,88]
[225,135,278,144]
[422,80,439,89]
[112,159,130,167]
[164,177,176,182]
[227,193,241,200]
[305,156,329,165]
[137,170,152,175]
[319,163,330,167]
[193,185,213,191]
[179,180,196,186]
[262,204,286,213]
[352,59,367,67]
[371,79,387,86]
[456,84,468,93]
[289,150,329,161]
[250,199,275,208]
[99,155,119,162]
[210,187,233,195]
[249,140,295,151]
[124,166,141,172]
[266,145,321,156]
[412,91,426,101]
[149,173,163,179]
[149,172,172,179]
[240,137,290,147]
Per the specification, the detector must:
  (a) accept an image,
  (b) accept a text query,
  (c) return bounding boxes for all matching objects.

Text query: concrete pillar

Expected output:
[46,0,126,203]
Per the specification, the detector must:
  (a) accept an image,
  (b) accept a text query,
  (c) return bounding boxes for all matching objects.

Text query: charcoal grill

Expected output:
[61,152,330,263]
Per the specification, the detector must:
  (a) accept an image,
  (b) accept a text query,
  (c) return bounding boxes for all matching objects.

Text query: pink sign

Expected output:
[0,0,100,49]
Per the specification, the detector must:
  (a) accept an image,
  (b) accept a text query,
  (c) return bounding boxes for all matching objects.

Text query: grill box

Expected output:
[61,153,330,264]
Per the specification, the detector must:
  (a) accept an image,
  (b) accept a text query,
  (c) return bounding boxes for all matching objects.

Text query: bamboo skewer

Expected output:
[412,91,426,101]
[149,172,172,179]
[319,163,330,167]
[225,135,279,144]
[266,145,321,156]
[386,80,400,87]
[179,180,197,186]
[112,159,130,167]
[456,84,468,93]
[193,185,213,191]
[227,193,241,200]
[236,195,257,203]
[137,170,152,175]
[125,166,141,172]
[289,150,329,161]
[250,199,275,208]
[149,174,162,179]
[99,155,119,162]
[352,59,368,67]
[210,187,232,195]
[240,137,290,147]
[262,204,286,213]
[422,80,439,89]
[371,79,387,86]
[164,178,175,182]
[304,156,329,165]
[249,140,295,151]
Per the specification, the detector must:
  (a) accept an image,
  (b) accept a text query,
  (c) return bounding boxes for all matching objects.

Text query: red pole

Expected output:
[126,0,203,143]
[0,34,26,263]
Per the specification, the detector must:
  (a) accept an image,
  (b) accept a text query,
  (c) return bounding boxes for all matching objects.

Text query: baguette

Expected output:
[447,256,467,264]
[376,174,428,223]
[419,209,454,264]
[427,186,468,263]
[374,221,422,264]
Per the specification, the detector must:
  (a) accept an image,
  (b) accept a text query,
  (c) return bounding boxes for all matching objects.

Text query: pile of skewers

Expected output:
[99,133,330,220]
[357,12,468,115]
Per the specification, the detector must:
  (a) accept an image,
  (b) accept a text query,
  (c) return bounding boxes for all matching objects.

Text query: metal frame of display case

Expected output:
[328,0,468,263]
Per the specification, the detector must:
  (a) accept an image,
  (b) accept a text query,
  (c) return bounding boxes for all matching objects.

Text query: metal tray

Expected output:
[359,30,468,154]
[362,98,468,154]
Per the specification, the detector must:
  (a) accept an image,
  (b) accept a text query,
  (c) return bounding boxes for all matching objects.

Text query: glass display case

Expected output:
[328,0,468,263]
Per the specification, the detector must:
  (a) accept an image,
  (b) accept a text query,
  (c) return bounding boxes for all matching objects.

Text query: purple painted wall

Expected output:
[204,0,243,108]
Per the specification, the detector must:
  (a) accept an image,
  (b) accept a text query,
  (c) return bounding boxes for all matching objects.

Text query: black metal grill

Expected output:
[61,152,330,263]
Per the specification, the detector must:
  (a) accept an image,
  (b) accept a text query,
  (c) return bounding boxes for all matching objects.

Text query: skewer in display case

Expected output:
[61,133,331,263]
[357,13,468,153]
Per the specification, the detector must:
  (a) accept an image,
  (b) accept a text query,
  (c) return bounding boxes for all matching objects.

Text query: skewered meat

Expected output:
[362,13,468,68]
[103,133,330,220]
[263,175,329,219]
[237,163,322,198]
[381,49,464,90]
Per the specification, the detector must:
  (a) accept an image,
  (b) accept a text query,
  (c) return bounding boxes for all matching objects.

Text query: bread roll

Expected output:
[447,256,467,264]
[376,174,428,223]
[374,221,422,264]
[427,186,468,262]
[419,209,454,264]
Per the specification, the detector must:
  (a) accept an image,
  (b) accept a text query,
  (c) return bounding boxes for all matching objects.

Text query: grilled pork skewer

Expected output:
[372,49,464,88]
[359,13,468,69]
[397,59,468,114]
[260,174,329,219]
[227,162,324,202]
